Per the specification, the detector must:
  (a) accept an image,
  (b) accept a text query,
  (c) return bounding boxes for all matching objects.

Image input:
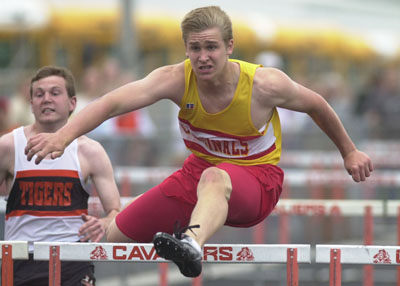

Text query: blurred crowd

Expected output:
[0,53,399,168]
[255,52,400,149]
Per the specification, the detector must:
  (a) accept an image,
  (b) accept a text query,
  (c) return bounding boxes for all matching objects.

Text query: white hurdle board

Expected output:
[114,167,400,187]
[272,199,384,217]
[34,242,310,264]
[316,245,400,265]
[0,241,29,259]
[2,197,400,217]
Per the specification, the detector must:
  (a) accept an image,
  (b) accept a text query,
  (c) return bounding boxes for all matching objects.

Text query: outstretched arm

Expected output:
[297,85,373,182]
[25,63,185,164]
[256,68,374,182]
[0,133,14,192]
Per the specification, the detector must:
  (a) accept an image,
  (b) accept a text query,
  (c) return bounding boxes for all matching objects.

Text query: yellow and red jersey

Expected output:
[178,59,282,166]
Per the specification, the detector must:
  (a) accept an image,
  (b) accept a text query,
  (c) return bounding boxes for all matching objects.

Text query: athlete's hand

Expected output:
[79,214,106,242]
[343,149,374,182]
[25,132,65,164]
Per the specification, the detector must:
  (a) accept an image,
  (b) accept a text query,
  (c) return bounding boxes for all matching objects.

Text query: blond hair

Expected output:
[181,6,233,46]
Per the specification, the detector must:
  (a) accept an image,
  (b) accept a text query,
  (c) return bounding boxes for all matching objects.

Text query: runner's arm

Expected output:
[25,64,184,164]
[78,138,121,242]
[256,68,373,182]
[0,133,14,190]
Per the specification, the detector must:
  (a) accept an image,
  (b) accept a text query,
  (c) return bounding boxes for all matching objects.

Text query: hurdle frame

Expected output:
[0,241,29,286]
[33,242,310,286]
[316,244,400,286]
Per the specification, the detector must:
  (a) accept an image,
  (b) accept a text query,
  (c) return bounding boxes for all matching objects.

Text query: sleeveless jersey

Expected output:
[5,127,90,249]
[178,59,282,166]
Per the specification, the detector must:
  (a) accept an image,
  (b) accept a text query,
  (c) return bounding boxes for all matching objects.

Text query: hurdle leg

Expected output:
[397,206,400,286]
[286,248,298,286]
[364,206,374,286]
[159,263,168,286]
[329,249,341,286]
[192,274,202,286]
[2,244,13,286]
[253,221,266,244]
[280,213,290,244]
[49,246,61,286]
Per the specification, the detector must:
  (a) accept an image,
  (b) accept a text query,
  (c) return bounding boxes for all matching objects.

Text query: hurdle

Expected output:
[0,241,29,286]
[316,244,400,286]
[113,167,400,187]
[33,242,310,286]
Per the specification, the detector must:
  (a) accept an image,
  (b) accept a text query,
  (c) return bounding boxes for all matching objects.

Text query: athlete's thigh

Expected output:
[115,185,193,242]
[216,163,263,225]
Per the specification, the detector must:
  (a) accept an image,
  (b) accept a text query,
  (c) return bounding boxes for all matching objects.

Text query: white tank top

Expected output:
[5,127,90,250]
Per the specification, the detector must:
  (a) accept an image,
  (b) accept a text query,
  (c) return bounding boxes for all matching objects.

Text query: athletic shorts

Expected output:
[12,254,95,286]
[116,154,284,242]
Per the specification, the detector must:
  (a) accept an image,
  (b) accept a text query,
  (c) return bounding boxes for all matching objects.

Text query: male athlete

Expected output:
[0,66,120,285]
[24,7,373,278]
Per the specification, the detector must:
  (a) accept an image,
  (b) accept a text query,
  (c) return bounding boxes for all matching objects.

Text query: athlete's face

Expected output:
[30,76,76,125]
[185,27,233,81]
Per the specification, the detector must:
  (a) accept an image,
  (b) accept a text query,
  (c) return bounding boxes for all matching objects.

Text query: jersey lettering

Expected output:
[19,181,72,207]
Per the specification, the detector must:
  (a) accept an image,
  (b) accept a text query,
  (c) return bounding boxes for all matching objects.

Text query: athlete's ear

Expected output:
[69,96,77,116]
[227,39,234,56]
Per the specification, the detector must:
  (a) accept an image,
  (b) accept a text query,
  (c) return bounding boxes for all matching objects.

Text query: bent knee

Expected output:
[198,167,232,200]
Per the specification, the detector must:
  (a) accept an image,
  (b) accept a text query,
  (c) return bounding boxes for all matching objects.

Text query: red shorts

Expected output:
[116,154,284,242]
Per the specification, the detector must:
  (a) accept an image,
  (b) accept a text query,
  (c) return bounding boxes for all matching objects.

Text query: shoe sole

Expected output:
[153,232,186,262]
[153,232,202,277]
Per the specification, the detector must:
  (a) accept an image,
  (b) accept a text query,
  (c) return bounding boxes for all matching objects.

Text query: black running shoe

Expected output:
[153,224,202,278]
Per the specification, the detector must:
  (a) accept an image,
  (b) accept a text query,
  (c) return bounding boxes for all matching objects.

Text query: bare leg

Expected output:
[185,167,232,247]
[106,195,143,242]
[106,218,135,242]
[152,167,231,278]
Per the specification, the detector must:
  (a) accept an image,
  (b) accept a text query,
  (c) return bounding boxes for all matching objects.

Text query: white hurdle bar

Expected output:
[34,242,310,286]
[316,245,400,286]
[0,241,29,286]
[1,198,397,217]
[114,167,400,186]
